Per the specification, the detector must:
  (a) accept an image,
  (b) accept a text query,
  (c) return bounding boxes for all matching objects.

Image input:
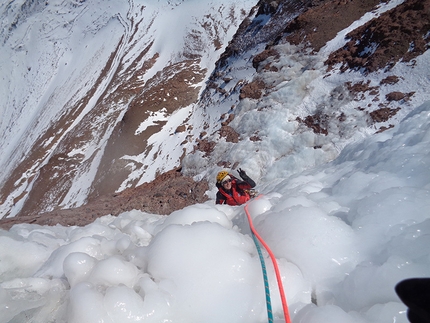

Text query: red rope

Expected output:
[244,196,292,323]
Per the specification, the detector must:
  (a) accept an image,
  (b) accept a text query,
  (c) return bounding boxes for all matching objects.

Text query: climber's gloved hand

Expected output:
[238,168,247,179]
[238,168,256,188]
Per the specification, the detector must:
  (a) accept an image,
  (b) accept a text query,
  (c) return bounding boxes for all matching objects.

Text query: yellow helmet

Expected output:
[216,170,229,183]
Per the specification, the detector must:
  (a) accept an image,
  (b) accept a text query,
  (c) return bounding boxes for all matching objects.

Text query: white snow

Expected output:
[0,0,253,217]
[1,100,429,322]
[1,0,430,322]
[135,109,168,135]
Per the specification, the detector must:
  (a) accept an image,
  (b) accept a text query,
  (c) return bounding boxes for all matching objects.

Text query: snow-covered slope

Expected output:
[181,0,430,186]
[4,96,430,323]
[0,0,253,218]
[1,0,428,222]
[0,0,430,322]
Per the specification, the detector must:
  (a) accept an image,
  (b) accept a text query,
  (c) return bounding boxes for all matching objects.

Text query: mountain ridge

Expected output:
[0,0,252,219]
[1,0,429,227]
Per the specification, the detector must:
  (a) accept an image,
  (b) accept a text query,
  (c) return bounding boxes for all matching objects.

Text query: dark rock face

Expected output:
[239,79,266,100]
[283,0,382,51]
[0,168,209,230]
[369,107,401,123]
[296,114,329,136]
[215,0,312,69]
[326,0,430,73]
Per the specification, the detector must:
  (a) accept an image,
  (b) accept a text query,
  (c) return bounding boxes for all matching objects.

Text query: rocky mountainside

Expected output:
[1,0,429,229]
[0,0,252,219]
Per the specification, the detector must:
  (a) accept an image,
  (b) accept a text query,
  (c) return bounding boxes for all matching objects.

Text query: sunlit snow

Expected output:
[1,100,429,322]
[0,0,253,217]
[1,0,430,322]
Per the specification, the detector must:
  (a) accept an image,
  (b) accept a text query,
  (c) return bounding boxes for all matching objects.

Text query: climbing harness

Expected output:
[245,188,258,198]
[244,195,292,323]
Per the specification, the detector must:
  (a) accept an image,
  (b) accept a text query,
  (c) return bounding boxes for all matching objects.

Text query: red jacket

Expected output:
[216,177,253,206]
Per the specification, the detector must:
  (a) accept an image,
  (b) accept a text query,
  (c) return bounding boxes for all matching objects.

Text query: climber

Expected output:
[215,168,256,205]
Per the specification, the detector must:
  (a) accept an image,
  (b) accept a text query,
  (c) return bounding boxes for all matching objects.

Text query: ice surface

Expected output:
[1,0,430,322]
[1,101,429,322]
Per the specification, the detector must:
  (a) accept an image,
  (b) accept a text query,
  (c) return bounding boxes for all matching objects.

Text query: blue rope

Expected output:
[252,232,274,323]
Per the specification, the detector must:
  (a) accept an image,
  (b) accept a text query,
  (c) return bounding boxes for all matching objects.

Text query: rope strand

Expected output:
[251,233,274,323]
[244,196,292,323]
